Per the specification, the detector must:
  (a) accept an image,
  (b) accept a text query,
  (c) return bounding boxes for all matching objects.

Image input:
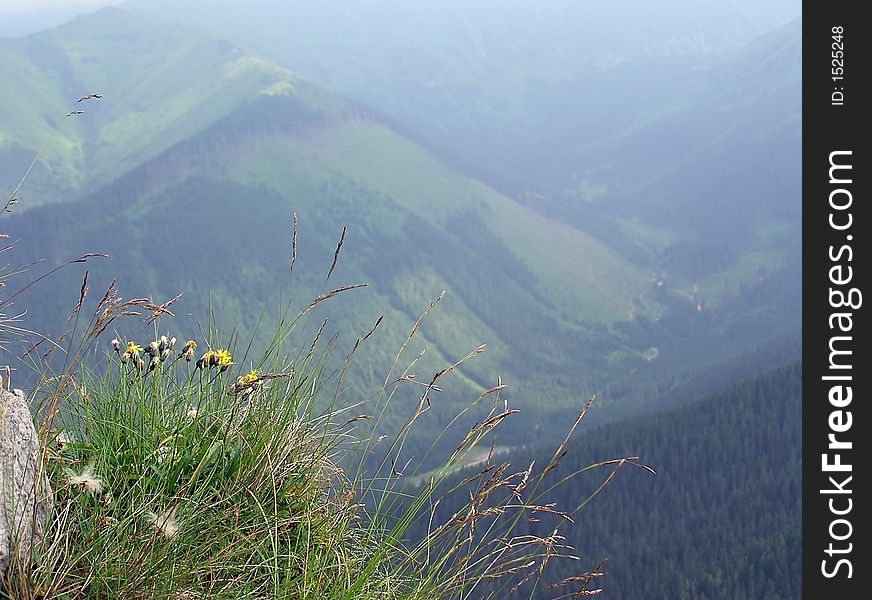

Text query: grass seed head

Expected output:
[65,463,103,494]
[147,505,180,540]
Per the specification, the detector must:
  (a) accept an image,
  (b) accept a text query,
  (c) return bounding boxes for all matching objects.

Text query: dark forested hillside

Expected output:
[410,362,801,599]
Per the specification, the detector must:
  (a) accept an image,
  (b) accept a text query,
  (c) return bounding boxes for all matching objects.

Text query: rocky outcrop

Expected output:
[1,389,53,580]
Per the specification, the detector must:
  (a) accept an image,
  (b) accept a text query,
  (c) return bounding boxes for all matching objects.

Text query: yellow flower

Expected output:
[124,341,143,358]
[196,350,216,369]
[195,347,232,371]
[183,340,197,361]
[215,349,232,368]
[233,368,261,395]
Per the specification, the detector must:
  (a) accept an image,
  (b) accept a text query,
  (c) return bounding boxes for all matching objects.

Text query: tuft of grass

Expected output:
[4,276,647,599]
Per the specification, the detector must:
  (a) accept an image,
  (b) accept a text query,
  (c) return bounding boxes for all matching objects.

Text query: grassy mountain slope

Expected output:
[6,92,662,456]
[123,1,801,305]
[228,120,655,324]
[0,7,319,208]
[117,0,802,332]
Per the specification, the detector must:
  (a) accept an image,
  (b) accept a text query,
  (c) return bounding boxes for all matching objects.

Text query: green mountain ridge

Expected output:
[0,7,317,208]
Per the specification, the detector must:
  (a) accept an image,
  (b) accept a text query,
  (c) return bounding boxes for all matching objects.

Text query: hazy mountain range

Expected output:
[2,3,800,459]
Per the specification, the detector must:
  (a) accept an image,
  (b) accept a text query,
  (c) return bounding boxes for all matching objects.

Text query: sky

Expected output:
[0,0,124,36]
[0,0,120,13]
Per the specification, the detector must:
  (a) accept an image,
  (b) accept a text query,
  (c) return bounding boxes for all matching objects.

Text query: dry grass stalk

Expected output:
[144,292,183,325]
[326,225,346,281]
[290,211,298,270]
[67,270,88,321]
[298,283,367,319]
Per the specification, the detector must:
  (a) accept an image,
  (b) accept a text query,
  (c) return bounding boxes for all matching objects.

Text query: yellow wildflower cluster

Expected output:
[112,336,233,375]
[196,348,233,372]
[115,340,145,369]
[113,336,176,373]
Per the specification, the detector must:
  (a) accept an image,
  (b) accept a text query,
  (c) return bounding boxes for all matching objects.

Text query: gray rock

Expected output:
[1,388,53,579]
